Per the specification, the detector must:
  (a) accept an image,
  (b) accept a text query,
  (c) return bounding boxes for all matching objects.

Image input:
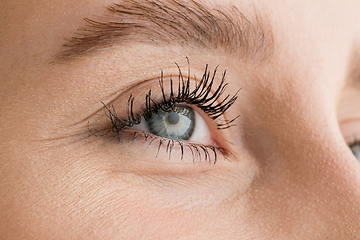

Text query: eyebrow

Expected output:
[55,0,273,62]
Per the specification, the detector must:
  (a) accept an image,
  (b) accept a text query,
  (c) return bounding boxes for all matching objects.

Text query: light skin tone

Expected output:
[1,0,360,239]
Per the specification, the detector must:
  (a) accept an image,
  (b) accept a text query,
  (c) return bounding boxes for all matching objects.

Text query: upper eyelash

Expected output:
[349,139,360,148]
[108,60,240,132]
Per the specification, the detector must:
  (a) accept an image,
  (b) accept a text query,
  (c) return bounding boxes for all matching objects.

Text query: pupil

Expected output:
[166,112,180,125]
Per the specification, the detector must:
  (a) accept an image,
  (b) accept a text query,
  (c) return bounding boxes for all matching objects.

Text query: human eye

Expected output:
[90,61,239,165]
[340,120,360,162]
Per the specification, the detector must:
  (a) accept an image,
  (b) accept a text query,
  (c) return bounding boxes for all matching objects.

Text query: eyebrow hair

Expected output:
[55,0,273,62]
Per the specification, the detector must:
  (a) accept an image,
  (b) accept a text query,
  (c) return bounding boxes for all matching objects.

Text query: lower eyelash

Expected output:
[116,128,233,164]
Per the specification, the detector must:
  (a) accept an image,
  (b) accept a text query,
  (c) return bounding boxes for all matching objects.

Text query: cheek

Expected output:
[0,139,253,239]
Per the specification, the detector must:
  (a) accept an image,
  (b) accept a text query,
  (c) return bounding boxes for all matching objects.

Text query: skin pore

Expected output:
[1,0,360,239]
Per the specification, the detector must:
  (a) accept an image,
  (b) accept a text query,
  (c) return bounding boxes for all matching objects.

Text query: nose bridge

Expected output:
[242,81,360,237]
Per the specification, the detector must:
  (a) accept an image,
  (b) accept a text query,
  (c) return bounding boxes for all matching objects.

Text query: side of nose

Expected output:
[239,86,360,238]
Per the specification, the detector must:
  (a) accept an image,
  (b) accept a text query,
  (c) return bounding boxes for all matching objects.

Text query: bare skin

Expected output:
[1,0,360,239]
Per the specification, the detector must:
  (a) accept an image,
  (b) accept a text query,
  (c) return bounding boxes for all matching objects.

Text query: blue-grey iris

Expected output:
[146,105,195,140]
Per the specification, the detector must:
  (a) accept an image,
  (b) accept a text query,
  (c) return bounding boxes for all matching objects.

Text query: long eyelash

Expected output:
[99,61,238,163]
[147,62,241,129]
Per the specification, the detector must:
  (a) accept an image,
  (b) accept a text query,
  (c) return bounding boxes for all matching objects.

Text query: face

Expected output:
[1,0,360,239]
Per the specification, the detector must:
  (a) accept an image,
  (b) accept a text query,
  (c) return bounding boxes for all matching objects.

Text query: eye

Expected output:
[93,62,239,164]
[133,104,211,143]
[349,141,360,161]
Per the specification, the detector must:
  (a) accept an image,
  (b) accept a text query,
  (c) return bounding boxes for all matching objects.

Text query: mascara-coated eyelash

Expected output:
[98,62,239,163]
[111,63,239,130]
